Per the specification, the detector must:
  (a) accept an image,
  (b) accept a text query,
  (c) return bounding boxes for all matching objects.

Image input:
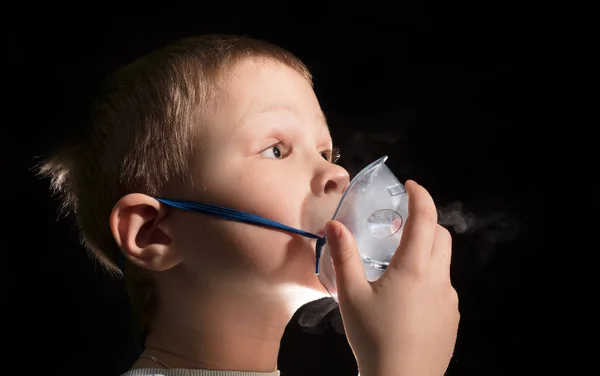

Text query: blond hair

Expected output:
[37,34,312,328]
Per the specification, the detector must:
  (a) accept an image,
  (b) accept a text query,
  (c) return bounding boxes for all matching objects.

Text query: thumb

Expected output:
[325,220,369,298]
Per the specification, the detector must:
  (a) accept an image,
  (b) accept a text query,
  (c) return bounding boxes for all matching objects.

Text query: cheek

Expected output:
[227,174,307,228]
[175,164,316,284]
[172,213,318,283]
[218,222,317,278]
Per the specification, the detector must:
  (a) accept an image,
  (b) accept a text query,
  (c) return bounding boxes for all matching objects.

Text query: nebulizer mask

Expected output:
[316,156,408,301]
[118,156,407,302]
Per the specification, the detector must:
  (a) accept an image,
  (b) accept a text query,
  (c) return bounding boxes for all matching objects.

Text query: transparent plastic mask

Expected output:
[317,156,408,301]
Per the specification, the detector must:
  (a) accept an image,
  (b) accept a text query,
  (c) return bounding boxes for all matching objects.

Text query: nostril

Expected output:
[324,180,338,194]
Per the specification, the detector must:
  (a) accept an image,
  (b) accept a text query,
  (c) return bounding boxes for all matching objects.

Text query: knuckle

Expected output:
[448,287,460,307]
[436,225,453,246]
[407,262,429,279]
[417,206,439,224]
[332,238,360,267]
[392,258,427,279]
[333,247,355,267]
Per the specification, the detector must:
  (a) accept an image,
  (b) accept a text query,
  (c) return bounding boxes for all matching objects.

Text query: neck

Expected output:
[142,274,328,372]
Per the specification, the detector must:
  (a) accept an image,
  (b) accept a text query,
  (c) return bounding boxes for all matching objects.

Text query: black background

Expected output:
[6,5,566,376]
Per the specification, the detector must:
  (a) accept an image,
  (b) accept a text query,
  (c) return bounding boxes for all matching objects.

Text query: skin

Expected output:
[111,57,350,372]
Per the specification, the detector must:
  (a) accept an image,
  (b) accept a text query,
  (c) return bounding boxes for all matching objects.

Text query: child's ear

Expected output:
[110,193,182,271]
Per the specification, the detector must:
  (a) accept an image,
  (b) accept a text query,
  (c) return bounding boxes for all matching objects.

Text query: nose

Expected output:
[313,162,350,196]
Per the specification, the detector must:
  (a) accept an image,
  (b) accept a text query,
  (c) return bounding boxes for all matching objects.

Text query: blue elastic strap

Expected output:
[116,198,327,274]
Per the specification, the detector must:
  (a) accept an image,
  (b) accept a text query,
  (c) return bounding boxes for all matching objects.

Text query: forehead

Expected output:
[217,58,329,132]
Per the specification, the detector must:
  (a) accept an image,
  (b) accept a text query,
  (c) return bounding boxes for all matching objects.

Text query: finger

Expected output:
[388,180,438,272]
[325,220,370,300]
[431,225,453,279]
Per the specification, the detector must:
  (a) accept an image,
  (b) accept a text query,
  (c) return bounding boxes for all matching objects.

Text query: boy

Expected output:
[39,34,459,376]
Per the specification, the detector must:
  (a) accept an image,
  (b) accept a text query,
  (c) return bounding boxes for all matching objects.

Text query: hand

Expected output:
[325,180,460,376]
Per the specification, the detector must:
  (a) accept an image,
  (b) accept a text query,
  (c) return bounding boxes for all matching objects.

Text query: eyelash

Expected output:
[323,146,341,164]
[263,142,341,164]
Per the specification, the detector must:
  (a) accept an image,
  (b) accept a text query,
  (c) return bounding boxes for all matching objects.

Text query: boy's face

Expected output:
[167,58,350,296]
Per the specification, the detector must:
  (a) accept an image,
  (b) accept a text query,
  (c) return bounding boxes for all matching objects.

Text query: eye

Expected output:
[320,146,341,163]
[260,142,289,159]
[261,145,282,159]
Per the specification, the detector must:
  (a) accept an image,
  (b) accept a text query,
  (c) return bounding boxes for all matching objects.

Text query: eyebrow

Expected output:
[241,103,330,133]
